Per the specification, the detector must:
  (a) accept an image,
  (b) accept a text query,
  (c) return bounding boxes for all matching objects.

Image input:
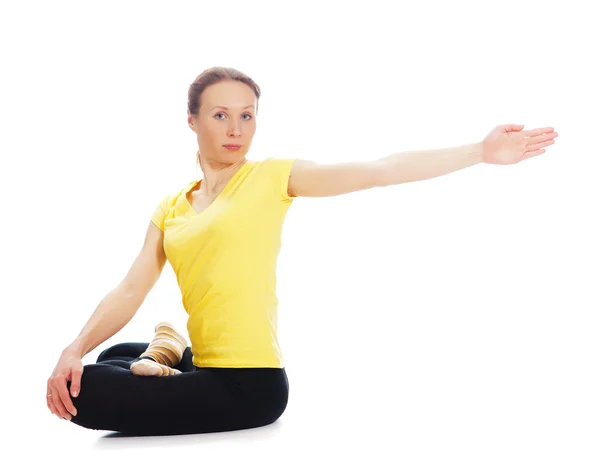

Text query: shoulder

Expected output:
[251,157,299,201]
[155,179,197,207]
[254,157,299,176]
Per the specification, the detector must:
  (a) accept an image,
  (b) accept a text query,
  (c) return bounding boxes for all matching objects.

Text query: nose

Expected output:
[227,120,242,137]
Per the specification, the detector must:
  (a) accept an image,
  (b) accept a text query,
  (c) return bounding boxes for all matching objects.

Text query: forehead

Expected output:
[202,80,256,108]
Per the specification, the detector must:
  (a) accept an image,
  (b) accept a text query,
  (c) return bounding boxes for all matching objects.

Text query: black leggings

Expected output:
[68,342,289,436]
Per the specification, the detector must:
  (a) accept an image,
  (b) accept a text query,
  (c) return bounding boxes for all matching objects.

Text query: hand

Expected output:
[482,124,559,165]
[46,348,83,420]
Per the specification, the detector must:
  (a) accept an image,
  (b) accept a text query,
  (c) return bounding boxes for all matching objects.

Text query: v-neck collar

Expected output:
[184,161,251,217]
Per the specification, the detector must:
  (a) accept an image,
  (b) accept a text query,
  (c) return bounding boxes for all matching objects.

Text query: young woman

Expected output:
[46,66,559,436]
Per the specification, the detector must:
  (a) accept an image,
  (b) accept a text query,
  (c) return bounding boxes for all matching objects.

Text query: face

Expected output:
[188,80,257,165]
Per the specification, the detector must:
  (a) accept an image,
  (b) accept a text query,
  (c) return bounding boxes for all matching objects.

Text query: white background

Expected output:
[2,0,598,461]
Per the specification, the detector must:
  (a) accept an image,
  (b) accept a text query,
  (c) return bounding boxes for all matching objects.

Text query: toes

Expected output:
[130,359,160,376]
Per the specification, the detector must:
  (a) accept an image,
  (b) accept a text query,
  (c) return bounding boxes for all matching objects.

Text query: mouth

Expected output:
[223,145,242,151]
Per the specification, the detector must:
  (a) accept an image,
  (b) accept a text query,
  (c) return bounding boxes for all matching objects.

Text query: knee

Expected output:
[96,342,140,362]
[96,345,119,363]
[67,364,117,431]
[68,364,103,406]
[67,365,98,428]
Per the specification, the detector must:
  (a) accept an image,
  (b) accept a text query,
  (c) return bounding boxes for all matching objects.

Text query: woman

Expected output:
[46,66,559,436]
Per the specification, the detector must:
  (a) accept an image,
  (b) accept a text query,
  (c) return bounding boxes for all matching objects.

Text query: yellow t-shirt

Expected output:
[150,157,297,368]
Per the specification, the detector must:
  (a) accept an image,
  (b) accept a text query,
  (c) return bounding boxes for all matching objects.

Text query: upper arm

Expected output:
[287,159,383,198]
[119,220,167,299]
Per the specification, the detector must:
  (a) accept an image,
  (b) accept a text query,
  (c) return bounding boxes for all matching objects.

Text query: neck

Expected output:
[197,154,247,195]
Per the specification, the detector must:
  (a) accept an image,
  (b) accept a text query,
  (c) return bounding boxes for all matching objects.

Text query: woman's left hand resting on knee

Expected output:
[46,221,169,420]
[46,347,82,420]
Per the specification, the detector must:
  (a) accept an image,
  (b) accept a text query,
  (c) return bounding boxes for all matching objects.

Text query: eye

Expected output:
[214,112,253,120]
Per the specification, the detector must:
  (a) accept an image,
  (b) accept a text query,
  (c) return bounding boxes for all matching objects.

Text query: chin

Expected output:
[222,153,247,165]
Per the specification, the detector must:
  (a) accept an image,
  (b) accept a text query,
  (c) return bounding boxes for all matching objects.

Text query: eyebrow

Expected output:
[211,105,254,110]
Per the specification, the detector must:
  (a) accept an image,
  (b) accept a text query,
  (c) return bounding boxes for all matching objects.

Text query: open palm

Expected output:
[482,124,559,165]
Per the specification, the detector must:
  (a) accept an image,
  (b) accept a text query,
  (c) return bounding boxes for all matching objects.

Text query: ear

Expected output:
[187,111,196,132]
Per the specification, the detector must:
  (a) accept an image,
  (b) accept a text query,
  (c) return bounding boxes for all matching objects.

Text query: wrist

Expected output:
[473,141,484,164]
[64,341,85,358]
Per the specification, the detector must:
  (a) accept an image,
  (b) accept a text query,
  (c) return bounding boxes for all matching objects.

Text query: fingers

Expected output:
[522,127,555,137]
[49,384,72,420]
[47,376,77,420]
[520,128,558,161]
[47,392,60,417]
[526,137,556,150]
[58,381,78,418]
[69,367,82,400]
[523,131,558,148]
[503,124,525,132]
[47,379,63,418]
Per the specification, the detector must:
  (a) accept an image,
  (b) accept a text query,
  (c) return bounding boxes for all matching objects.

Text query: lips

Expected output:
[223,144,242,151]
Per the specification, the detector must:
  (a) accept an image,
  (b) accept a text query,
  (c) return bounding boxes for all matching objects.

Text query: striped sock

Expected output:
[130,321,188,377]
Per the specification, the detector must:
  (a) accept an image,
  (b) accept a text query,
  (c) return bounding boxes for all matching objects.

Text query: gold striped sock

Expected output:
[130,321,188,377]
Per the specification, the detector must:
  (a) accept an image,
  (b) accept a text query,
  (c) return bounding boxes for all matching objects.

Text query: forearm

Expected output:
[65,284,144,358]
[376,142,484,186]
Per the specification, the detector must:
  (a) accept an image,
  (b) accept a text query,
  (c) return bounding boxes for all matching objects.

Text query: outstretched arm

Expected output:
[375,141,483,187]
[287,124,558,198]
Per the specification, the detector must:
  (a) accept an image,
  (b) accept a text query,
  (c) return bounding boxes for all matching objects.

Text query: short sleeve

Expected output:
[264,157,297,203]
[150,193,173,231]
